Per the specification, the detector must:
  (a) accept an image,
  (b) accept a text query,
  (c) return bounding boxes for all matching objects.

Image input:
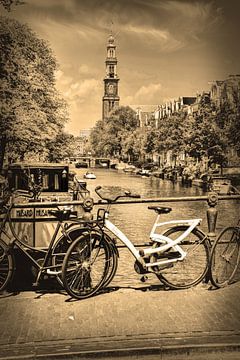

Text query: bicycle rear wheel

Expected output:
[210,226,240,288]
[62,232,110,299]
[0,239,14,292]
[155,226,210,289]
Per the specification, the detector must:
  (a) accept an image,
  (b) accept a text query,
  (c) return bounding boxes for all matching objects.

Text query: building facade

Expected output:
[102,34,120,120]
[210,74,240,110]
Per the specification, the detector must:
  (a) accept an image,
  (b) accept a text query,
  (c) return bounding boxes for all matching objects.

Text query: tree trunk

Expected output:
[0,136,6,172]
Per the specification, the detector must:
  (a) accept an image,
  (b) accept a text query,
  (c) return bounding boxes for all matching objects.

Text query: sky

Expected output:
[1,0,240,135]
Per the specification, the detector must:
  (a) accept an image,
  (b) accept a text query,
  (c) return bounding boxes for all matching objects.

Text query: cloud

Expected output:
[123,83,162,104]
[64,78,101,102]
[55,69,73,86]
[78,64,90,75]
[154,0,224,41]
[124,25,183,52]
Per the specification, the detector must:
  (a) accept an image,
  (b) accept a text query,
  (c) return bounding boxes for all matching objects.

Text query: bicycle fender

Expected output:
[104,233,119,257]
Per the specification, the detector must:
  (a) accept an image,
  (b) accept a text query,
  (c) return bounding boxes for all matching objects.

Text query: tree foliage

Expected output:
[0,16,68,167]
[0,0,24,12]
[216,85,240,154]
[90,106,138,158]
[185,97,228,166]
[46,132,76,163]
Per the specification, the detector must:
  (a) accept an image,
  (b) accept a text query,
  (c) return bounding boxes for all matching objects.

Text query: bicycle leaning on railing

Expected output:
[61,186,212,300]
[209,217,240,288]
[0,187,102,295]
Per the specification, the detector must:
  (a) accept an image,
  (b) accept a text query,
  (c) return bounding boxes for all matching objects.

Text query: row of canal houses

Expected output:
[131,74,240,170]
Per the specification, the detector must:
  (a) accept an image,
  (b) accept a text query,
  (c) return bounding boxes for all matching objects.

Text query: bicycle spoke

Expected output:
[62,233,110,299]
[156,226,210,289]
[0,239,14,291]
[210,227,240,287]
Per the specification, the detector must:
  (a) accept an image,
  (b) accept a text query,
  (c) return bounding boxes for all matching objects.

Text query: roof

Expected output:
[130,105,158,112]
[182,97,196,105]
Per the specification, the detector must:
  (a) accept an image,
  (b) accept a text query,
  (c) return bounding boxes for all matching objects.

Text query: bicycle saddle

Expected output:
[148,206,172,214]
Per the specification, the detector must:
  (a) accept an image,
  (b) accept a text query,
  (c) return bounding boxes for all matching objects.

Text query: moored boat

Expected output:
[192,173,235,194]
[83,171,96,179]
[123,165,136,173]
[137,169,151,177]
[210,176,233,194]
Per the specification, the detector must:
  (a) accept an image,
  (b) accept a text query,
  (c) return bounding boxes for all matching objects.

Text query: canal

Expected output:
[73,167,240,288]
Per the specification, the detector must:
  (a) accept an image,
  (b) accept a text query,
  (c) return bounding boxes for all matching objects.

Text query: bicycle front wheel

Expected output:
[52,228,89,287]
[62,232,110,300]
[102,235,118,288]
[156,226,210,289]
[0,239,14,292]
[210,226,240,288]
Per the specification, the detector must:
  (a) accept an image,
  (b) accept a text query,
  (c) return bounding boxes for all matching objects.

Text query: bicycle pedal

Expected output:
[32,282,39,287]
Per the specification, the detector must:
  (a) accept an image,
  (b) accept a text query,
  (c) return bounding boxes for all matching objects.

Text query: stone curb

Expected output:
[1,333,240,359]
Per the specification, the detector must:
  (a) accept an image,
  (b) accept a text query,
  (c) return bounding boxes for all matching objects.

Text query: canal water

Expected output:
[74,167,240,289]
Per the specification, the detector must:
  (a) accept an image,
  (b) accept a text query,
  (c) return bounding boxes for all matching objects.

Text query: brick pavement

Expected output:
[0,279,240,359]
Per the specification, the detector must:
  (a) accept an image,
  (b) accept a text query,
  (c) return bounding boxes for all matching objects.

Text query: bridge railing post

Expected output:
[206,192,219,241]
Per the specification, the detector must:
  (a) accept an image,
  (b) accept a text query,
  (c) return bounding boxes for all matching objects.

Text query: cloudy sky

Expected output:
[1,0,240,135]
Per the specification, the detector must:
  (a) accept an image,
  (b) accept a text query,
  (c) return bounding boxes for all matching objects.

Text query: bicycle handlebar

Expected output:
[95,186,141,203]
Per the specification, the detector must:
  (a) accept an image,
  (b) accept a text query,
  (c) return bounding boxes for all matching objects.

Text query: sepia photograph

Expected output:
[0,0,240,359]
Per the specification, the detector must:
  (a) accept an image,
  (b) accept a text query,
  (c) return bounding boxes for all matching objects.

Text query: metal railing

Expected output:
[12,192,240,238]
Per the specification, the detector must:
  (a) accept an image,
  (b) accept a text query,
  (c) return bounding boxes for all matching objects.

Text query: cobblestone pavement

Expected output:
[0,275,240,359]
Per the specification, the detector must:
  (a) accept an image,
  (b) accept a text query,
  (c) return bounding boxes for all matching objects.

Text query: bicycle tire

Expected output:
[101,235,118,288]
[52,228,89,287]
[0,239,14,292]
[154,226,210,289]
[62,232,111,299]
[210,226,240,288]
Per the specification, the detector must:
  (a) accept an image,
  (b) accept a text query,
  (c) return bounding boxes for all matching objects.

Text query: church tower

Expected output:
[102,33,120,120]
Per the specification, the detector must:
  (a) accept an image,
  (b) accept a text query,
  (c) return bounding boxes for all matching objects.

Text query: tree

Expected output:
[90,120,111,157]
[185,97,227,167]
[216,86,240,156]
[153,112,186,166]
[89,106,138,158]
[45,132,76,163]
[0,16,68,168]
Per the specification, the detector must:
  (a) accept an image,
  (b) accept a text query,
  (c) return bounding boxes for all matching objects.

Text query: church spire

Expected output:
[102,33,120,120]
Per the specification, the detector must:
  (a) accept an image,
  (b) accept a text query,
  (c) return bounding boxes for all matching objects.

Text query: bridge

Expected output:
[68,156,113,168]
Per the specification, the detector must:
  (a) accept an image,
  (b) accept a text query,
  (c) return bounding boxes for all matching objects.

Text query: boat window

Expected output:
[54,174,60,191]
[42,174,49,190]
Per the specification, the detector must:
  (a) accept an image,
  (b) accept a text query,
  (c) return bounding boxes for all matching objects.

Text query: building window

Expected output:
[109,101,115,112]
[109,65,114,77]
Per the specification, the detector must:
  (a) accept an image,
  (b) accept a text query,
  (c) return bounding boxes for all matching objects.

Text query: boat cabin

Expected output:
[1,162,90,248]
[6,162,89,201]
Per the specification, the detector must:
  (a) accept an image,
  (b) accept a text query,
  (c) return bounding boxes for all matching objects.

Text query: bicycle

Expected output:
[209,218,240,288]
[0,187,102,294]
[61,185,211,299]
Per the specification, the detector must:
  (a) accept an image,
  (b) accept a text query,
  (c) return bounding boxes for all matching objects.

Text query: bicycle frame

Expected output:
[103,211,202,271]
[0,202,81,283]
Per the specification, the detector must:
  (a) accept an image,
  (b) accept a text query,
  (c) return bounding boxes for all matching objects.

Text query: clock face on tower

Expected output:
[108,83,114,95]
